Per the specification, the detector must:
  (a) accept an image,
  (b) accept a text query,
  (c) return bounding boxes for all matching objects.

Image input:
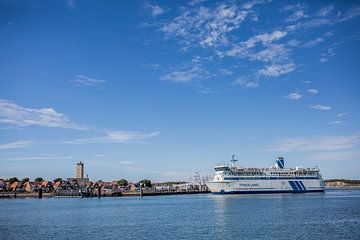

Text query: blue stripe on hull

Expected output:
[294,181,304,191]
[211,189,324,194]
[288,181,298,191]
[299,181,306,190]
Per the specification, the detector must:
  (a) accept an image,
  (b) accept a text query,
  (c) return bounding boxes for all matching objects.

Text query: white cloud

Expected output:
[287,18,331,31]
[0,99,86,130]
[70,75,105,88]
[320,47,336,63]
[316,5,334,17]
[307,89,319,94]
[66,0,75,8]
[90,161,134,167]
[218,68,233,75]
[284,92,302,100]
[242,0,267,10]
[0,141,33,150]
[269,134,360,152]
[65,130,160,144]
[257,63,295,77]
[281,3,306,12]
[161,3,250,48]
[244,31,287,48]
[104,130,159,143]
[139,63,161,69]
[303,38,324,47]
[310,104,331,110]
[221,31,290,67]
[286,5,360,31]
[319,57,329,63]
[249,44,289,62]
[287,39,302,47]
[282,3,308,22]
[339,6,360,22]
[220,30,290,62]
[1,155,73,161]
[328,120,343,125]
[160,66,206,83]
[286,10,308,22]
[232,79,259,88]
[195,84,218,95]
[306,151,360,161]
[337,112,348,118]
[146,3,165,17]
[188,0,206,6]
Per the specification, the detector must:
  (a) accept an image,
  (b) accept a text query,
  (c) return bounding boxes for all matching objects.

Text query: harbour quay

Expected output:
[0,161,209,199]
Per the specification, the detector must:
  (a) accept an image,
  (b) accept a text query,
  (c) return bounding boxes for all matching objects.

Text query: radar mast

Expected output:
[230,154,238,167]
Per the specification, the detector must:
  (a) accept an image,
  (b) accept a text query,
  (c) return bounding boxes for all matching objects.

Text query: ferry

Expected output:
[205,156,325,194]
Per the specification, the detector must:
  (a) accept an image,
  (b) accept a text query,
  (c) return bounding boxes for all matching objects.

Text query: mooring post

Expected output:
[98,186,101,198]
[38,187,43,199]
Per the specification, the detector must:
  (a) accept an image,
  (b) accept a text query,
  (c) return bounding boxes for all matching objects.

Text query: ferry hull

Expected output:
[205,179,325,194]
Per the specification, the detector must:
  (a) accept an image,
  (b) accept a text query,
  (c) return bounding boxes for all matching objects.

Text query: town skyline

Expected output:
[0,0,360,181]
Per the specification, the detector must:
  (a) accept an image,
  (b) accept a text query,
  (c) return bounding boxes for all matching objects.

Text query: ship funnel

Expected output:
[275,157,285,169]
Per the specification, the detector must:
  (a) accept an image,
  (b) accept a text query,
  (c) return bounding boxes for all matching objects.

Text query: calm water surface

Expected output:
[1,189,360,240]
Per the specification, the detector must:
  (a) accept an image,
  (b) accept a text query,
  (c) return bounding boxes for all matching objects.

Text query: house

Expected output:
[24,182,34,192]
[0,179,6,191]
[111,181,119,190]
[128,183,139,191]
[102,182,112,192]
[40,181,53,192]
[67,178,90,188]
[53,181,62,190]
[32,181,43,191]
[42,181,53,190]
[10,182,21,192]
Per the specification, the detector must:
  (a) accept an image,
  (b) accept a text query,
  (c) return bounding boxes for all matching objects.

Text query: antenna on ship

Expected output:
[230,154,238,167]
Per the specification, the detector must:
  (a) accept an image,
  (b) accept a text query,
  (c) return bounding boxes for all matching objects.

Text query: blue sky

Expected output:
[0,0,359,182]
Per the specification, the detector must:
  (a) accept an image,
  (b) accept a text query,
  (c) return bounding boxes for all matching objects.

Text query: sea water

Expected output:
[0,189,359,240]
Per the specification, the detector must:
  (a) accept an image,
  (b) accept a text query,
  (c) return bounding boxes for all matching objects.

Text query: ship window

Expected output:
[215,167,230,172]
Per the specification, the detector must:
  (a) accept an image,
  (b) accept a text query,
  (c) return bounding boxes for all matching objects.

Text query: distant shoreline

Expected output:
[325,186,360,190]
[325,179,360,188]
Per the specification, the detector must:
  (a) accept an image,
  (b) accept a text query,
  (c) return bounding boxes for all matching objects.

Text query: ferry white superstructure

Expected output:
[205,156,325,194]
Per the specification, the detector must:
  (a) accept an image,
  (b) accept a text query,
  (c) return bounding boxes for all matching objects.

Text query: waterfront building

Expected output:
[10,182,18,191]
[41,181,53,192]
[128,183,139,191]
[24,182,34,192]
[0,179,6,191]
[53,181,62,189]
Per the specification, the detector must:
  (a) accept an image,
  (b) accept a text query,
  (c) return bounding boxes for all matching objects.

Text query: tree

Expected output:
[53,178,62,183]
[35,177,43,182]
[21,178,30,184]
[139,179,152,188]
[117,179,128,186]
[8,177,19,184]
